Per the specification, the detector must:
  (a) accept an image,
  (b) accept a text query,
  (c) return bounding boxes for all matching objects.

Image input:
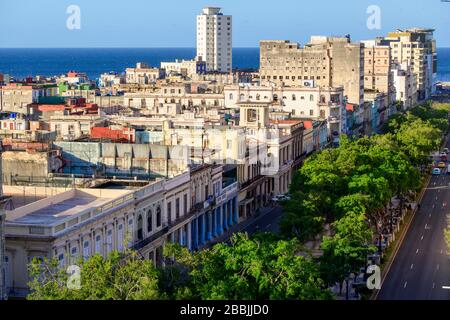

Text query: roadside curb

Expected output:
[371,173,432,300]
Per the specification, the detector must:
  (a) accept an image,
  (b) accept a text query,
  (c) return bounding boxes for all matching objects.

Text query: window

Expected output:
[292,94,296,101]
[128,219,134,248]
[167,203,172,224]
[137,215,143,241]
[183,194,188,215]
[310,95,314,101]
[71,246,78,258]
[310,109,314,116]
[176,198,180,219]
[156,206,162,227]
[118,224,124,251]
[95,235,102,254]
[107,230,113,254]
[247,109,257,122]
[146,210,153,233]
[83,240,90,260]
[58,253,65,268]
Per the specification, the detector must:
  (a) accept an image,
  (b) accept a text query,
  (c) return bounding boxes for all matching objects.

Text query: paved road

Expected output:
[242,204,284,236]
[208,204,285,247]
[378,145,450,300]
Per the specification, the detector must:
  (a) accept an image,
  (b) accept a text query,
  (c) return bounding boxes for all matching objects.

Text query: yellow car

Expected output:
[438,162,446,169]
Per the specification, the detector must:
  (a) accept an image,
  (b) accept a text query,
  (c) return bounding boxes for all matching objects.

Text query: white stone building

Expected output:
[196,7,232,72]
[224,84,345,135]
[3,167,239,298]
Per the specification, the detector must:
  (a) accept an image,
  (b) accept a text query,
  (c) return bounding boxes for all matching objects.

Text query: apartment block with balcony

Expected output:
[260,36,364,107]
[380,28,436,101]
[362,41,396,106]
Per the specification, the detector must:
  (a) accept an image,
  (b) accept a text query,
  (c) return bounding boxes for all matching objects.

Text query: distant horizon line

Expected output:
[0,47,260,49]
[1,46,450,50]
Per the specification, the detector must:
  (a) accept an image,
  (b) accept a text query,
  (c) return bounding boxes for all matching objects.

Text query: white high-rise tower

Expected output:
[196,7,232,72]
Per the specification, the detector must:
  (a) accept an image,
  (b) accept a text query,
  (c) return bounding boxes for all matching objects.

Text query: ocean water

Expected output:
[0,48,259,80]
[0,47,449,81]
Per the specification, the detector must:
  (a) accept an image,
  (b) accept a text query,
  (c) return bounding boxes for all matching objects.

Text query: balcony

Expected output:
[132,226,169,251]
[328,116,341,124]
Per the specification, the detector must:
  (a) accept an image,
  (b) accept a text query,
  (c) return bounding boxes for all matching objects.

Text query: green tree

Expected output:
[319,210,376,290]
[165,233,332,300]
[28,250,164,300]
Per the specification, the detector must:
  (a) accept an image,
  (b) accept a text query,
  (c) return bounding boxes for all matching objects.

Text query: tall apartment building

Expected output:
[196,7,232,72]
[380,28,437,101]
[361,40,396,105]
[392,61,418,110]
[260,36,364,106]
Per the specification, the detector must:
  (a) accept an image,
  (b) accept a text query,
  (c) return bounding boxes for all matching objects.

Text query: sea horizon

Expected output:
[1,47,450,82]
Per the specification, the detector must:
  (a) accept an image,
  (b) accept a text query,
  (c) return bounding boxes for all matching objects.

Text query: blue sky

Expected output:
[1,0,449,48]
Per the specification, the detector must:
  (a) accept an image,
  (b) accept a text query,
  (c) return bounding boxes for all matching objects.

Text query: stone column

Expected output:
[223,204,228,230]
[206,212,212,240]
[187,223,192,251]
[218,207,223,235]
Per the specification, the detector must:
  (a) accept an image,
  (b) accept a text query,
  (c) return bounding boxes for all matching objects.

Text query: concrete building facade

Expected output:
[196,7,232,72]
[260,36,364,106]
[381,28,437,101]
[3,165,239,298]
[362,41,396,106]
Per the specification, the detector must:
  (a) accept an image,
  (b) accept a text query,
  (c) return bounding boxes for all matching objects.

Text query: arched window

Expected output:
[240,93,245,101]
[292,94,296,101]
[310,94,314,101]
[147,210,153,233]
[95,235,102,254]
[229,93,233,100]
[83,240,90,261]
[117,224,124,251]
[137,215,143,241]
[156,206,162,227]
[273,94,278,102]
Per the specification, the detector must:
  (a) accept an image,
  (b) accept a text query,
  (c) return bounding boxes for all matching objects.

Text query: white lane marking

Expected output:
[429,213,432,218]
[416,249,419,254]
[433,283,436,289]
[421,235,424,241]
[404,281,408,288]
[425,224,428,229]
[443,286,450,290]
[410,264,414,270]
[437,264,440,271]
[441,249,444,254]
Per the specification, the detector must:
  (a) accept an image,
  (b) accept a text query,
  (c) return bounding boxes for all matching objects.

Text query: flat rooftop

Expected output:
[11,196,111,225]
[4,186,132,226]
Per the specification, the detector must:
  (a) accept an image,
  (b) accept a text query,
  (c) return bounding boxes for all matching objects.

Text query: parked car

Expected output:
[438,162,446,169]
[433,168,441,175]
[271,194,291,202]
[444,148,449,154]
